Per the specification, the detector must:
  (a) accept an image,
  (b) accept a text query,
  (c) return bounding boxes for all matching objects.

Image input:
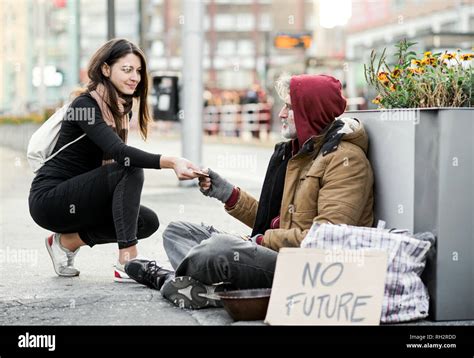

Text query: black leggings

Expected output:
[29,163,159,249]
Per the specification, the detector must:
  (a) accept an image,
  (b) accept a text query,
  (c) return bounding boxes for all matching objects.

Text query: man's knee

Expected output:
[177,234,237,284]
[188,234,237,263]
[163,221,187,245]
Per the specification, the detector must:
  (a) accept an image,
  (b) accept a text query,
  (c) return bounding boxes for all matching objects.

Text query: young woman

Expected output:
[28,38,200,282]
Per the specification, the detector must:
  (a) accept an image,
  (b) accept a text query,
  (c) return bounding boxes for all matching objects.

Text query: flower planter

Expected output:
[345,108,473,321]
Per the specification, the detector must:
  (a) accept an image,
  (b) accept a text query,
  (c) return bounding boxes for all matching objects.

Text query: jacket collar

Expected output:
[294,134,325,157]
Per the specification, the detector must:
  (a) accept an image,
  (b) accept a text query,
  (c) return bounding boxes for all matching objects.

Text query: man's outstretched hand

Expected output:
[198,168,234,204]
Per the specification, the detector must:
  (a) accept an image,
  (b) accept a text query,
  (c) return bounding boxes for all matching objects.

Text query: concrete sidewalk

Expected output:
[0,132,472,326]
[0,134,272,325]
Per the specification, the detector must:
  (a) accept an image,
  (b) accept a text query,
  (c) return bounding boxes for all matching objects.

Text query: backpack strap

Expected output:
[42,133,87,165]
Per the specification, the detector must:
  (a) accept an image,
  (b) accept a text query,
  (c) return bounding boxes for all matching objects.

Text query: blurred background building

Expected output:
[143,0,314,90]
[0,0,473,116]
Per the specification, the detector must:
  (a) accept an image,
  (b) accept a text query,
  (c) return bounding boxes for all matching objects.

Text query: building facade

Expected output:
[144,0,315,90]
[1,0,317,114]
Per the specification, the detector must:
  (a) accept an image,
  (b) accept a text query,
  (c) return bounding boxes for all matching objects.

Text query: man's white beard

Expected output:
[281,124,297,139]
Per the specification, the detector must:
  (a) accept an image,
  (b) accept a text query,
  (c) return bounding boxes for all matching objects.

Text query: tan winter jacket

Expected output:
[225,118,374,251]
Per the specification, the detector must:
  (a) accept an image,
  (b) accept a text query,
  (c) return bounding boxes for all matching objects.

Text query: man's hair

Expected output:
[274,73,291,103]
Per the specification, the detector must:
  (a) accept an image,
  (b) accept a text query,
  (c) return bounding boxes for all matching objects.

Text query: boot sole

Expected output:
[161,276,222,310]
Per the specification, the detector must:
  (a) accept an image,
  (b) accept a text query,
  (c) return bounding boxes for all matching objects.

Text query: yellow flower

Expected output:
[421,58,430,66]
[441,53,456,60]
[377,71,389,81]
[372,96,382,104]
[460,54,473,61]
[424,51,432,57]
[389,84,397,92]
[391,68,401,78]
[411,59,422,67]
[409,67,424,75]
[427,57,437,66]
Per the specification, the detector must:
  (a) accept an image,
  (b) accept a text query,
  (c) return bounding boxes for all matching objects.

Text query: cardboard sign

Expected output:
[265,248,387,325]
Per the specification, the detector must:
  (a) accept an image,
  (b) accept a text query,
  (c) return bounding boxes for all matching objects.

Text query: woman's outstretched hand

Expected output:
[160,156,201,180]
[173,157,202,180]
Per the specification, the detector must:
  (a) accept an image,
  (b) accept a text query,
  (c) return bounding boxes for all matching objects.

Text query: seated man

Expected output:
[125,74,374,309]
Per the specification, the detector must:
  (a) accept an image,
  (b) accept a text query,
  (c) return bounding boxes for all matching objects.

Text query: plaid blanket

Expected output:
[301,223,435,323]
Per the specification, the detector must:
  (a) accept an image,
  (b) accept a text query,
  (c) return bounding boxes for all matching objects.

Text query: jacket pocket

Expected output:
[291,210,316,231]
[294,165,325,213]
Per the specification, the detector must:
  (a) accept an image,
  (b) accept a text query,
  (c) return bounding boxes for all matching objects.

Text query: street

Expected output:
[0,131,472,326]
[0,132,273,325]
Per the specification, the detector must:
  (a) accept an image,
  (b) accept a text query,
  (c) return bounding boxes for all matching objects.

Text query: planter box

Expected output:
[345,108,473,321]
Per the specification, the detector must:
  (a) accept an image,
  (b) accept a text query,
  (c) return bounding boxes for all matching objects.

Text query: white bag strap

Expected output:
[42,133,87,165]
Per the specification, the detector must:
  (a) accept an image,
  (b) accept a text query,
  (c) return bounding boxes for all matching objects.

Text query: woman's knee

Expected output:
[124,166,144,184]
[137,207,160,239]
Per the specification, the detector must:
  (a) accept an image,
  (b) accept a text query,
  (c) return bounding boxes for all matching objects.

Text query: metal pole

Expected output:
[68,0,80,92]
[107,0,115,40]
[346,42,357,111]
[181,0,204,187]
[38,0,46,113]
[264,31,270,90]
[138,0,144,49]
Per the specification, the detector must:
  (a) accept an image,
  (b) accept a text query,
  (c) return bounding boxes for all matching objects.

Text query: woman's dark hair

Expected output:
[83,38,151,140]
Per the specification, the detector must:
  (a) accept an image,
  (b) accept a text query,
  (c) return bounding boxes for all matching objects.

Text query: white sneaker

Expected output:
[114,260,136,283]
[45,233,80,277]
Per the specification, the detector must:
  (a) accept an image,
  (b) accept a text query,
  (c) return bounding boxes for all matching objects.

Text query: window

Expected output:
[238,40,254,56]
[150,18,163,33]
[306,14,315,29]
[392,0,405,10]
[215,14,235,30]
[218,70,253,90]
[151,41,164,57]
[217,40,236,56]
[259,13,272,30]
[236,13,254,31]
[440,21,458,32]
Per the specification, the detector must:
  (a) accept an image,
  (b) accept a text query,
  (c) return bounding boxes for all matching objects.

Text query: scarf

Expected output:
[89,83,130,165]
[251,142,292,237]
